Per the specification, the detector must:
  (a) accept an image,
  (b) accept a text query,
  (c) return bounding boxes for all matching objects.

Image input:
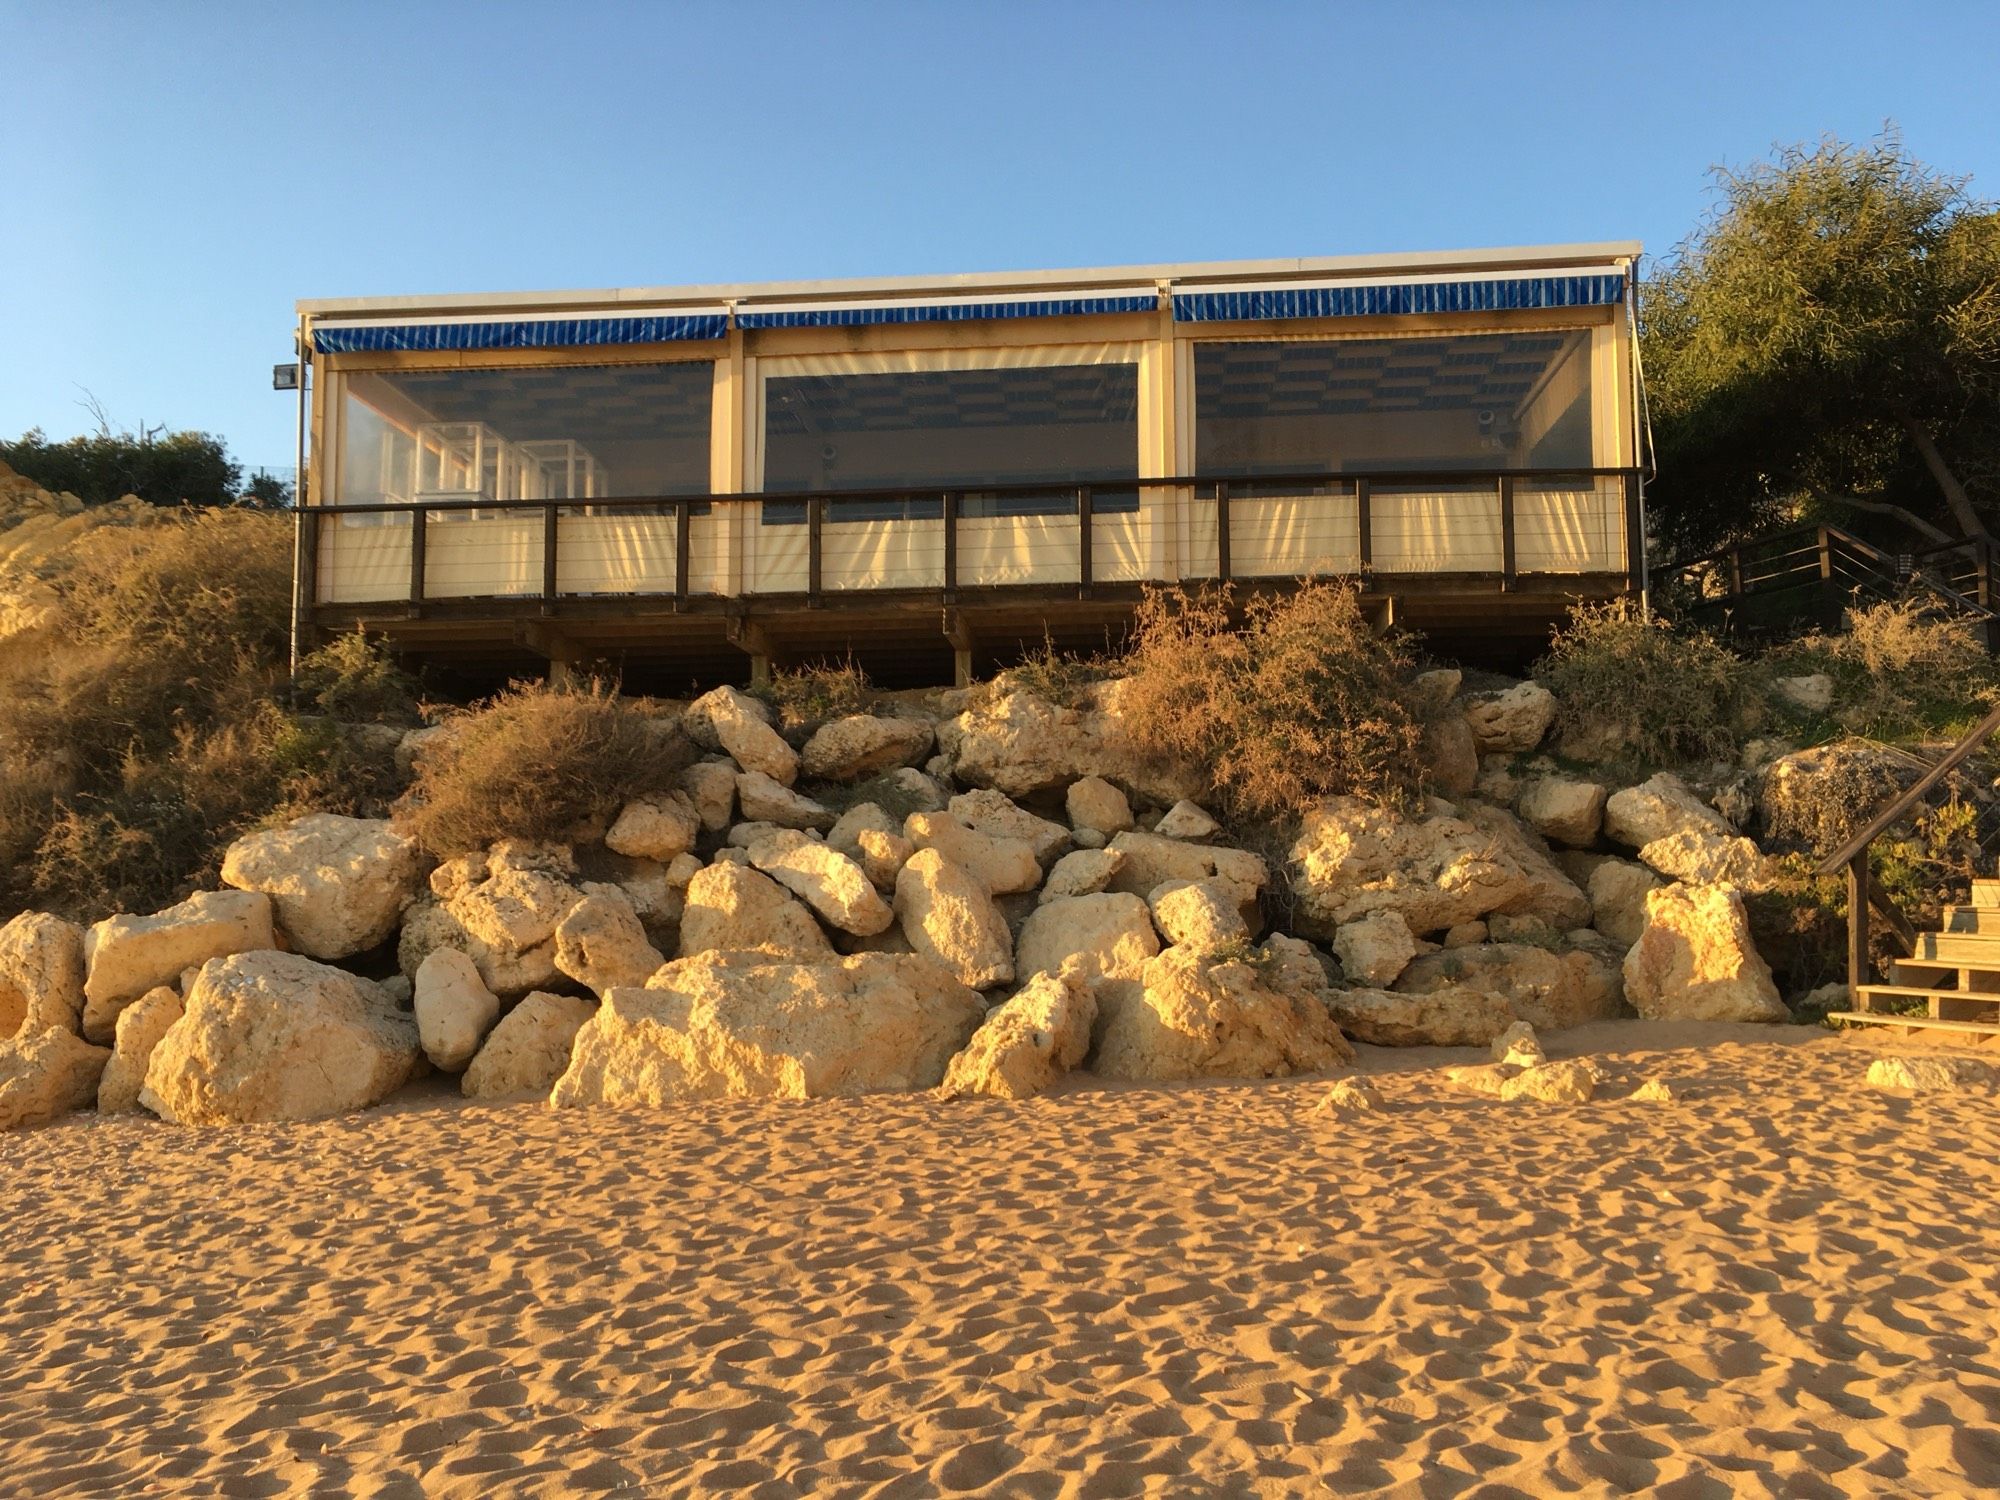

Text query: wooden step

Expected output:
[1831,1010,2000,1038]
[1940,905,2000,935]
[1971,879,2000,908]
[1855,984,2000,1023]
[1910,932,2000,965]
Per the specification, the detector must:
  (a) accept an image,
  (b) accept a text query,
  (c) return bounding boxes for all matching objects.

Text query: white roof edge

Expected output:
[297,242,1642,319]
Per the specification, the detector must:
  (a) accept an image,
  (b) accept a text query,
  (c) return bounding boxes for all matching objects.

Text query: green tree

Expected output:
[1642,133,2000,555]
[1,415,244,508]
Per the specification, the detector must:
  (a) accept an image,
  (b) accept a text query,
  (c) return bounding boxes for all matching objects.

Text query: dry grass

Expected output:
[751,660,879,734]
[1534,600,1748,767]
[395,683,690,858]
[1115,581,1426,821]
[1763,597,2000,738]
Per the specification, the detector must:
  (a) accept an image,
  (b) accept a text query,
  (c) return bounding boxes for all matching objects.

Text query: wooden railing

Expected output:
[306,466,1643,613]
[1814,698,2000,998]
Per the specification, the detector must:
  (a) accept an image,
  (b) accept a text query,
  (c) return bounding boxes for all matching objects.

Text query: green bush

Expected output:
[395,683,689,857]
[294,629,422,725]
[1115,581,1426,821]
[751,660,878,733]
[1534,600,1747,767]
[1762,598,2000,740]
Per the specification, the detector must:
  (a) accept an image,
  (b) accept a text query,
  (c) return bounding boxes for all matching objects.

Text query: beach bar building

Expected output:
[294,242,1646,687]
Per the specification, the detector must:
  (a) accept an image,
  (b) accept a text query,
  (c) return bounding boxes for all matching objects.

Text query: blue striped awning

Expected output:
[736,292,1158,330]
[311,311,727,354]
[1172,272,1627,323]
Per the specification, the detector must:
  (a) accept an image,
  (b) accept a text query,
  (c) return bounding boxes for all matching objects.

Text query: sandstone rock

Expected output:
[736,771,834,831]
[413,948,502,1070]
[1106,831,1267,907]
[935,680,1198,805]
[605,792,702,863]
[1463,682,1557,753]
[1408,668,1463,716]
[1066,776,1134,836]
[1154,800,1220,840]
[1397,943,1624,1032]
[1499,1058,1600,1104]
[939,963,1097,1100]
[552,950,983,1104]
[1622,883,1787,1023]
[1040,847,1126,904]
[1323,985,1516,1047]
[855,828,916,891]
[141,952,419,1124]
[1096,939,1354,1082]
[1443,921,1488,949]
[0,1027,109,1130]
[0,912,86,1039]
[219,813,423,961]
[1604,773,1736,850]
[554,890,666,996]
[894,849,1013,989]
[725,820,801,850]
[396,897,561,999]
[1290,797,1583,940]
[1420,712,1480,798]
[802,714,934,781]
[1631,1077,1678,1102]
[462,992,597,1099]
[97,987,183,1113]
[1315,1076,1385,1113]
[678,862,833,960]
[1148,879,1252,953]
[681,759,739,832]
[880,766,950,813]
[1444,1062,1514,1097]
[1865,1055,1993,1093]
[1072,827,1107,850]
[1516,777,1608,848]
[1486,912,1561,945]
[1588,860,1662,947]
[750,831,895,936]
[1331,909,1417,987]
[1636,829,1774,890]
[1491,1019,1545,1068]
[83,891,276,1042]
[904,810,1040,895]
[948,789,1072,866]
[1774,673,1835,714]
[686,686,797,785]
[1014,893,1160,1003]
[827,802,900,863]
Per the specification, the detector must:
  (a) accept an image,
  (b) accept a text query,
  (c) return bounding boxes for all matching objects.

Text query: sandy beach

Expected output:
[4,1020,1998,1498]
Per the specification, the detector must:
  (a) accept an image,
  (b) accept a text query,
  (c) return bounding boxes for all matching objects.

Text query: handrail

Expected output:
[1663,521,1999,625]
[1814,698,2000,877]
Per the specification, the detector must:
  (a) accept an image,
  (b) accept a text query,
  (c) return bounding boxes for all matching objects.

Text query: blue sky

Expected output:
[4,0,1998,473]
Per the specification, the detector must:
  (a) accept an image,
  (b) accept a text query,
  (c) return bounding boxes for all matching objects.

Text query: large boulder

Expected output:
[219,813,424,961]
[140,952,420,1124]
[1065,776,1134,836]
[0,1027,110,1131]
[97,987,184,1114]
[408,846,583,996]
[1014,892,1160,1006]
[826,802,899,863]
[680,759,739,833]
[1148,879,1251,952]
[413,947,500,1071]
[1105,831,1268,909]
[462,991,596,1099]
[1463,682,1557,753]
[1330,909,1417,987]
[685,686,798,785]
[678,862,833,960]
[605,792,701,863]
[554,889,665,996]
[947,789,1073,866]
[939,963,1097,1100]
[0,912,86,1039]
[1322,985,1517,1047]
[735,771,834,831]
[1154,800,1221,840]
[1040,847,1127,904]
[749,831,895,936]
[801,714,934,782]
[1419,712,1480,798]
[1622,883,1787,1023]
[1588,859,1662,947]
[934,679,1199,805]
[1516,777,1608,849]
[1634,828,1774,890]
[1289,797,1586,940]
[551,950,983,1105]
[83,890,276,1043]
[894,849,1014,989]
[903,811,1040,896]
[1095,937,1354,1082]
[1396,943,1625,1031]
[1603,773,1734,849]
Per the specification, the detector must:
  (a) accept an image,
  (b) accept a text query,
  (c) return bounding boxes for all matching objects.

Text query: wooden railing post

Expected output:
[1848,856,1871,1009]
[808,495,824,605]
[1498,475,1517,591]
[674,499,691,604]
[1357,478,1373,575]
[1077,486,1094,598]
[1728,546,1744,599]
[409,507,427,608]
[1215,482,1231,582]
[942,491,959,602]
[542,503,558,607]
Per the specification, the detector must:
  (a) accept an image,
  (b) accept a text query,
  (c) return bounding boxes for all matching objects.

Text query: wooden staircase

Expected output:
[1837,877,2000,1037]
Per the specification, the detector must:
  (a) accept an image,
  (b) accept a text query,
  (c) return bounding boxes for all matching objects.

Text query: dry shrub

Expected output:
[1533,600,1747,767]
[1764,598,2000,738]
[397,683,689,857]
[1756,739,1962,855]
[293,629,422,725]
[752,660,877,733]
[1117,581,1425,820]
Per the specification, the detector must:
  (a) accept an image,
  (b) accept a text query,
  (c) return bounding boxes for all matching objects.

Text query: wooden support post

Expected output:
[942,491,959,603]
[944,608,976,689]
[1355,478,1372,574]
[1215,482,1231,582]
[1848,855,1871,1008]
[1077,486,1094,599]
[542,502,559,608]
[808,496,824,606]
[726,615,777,686]
[674,499,692,604]
[409,508,427,608]
[1499,475,1517,591]
[1728,547,1744,599]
